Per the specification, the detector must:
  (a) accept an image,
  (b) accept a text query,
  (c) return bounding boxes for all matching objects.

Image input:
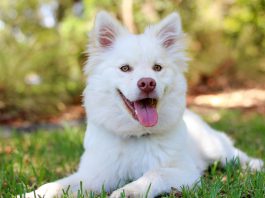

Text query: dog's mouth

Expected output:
[118,90,158,127]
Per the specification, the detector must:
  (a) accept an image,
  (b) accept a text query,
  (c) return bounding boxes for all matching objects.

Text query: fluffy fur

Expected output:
[23,11,263,198]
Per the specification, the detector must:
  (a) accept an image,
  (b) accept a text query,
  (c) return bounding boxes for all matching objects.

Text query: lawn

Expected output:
[0,109,264,197]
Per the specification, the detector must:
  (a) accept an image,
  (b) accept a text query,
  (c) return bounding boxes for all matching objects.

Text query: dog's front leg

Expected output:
[19,172,84,198]
[110,167,201,198]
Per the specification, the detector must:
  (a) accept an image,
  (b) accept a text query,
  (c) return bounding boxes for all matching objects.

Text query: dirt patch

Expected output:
[1,88,264,132]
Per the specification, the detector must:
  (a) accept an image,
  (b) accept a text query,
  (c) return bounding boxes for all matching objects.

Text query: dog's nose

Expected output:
[137,78,156,93]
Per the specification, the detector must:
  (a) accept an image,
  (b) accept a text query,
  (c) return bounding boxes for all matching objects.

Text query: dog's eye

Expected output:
[120,65,131,72]
[153,64,162,72]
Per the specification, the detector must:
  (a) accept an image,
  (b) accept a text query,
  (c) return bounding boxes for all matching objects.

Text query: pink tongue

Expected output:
[134,101,158,127]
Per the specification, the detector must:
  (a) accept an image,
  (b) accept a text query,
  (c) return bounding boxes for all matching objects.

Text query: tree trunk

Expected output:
[121,0,136,33]
[142,0,159,23]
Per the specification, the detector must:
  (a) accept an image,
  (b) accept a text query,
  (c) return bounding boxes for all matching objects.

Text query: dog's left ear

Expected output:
[147,12,183,49]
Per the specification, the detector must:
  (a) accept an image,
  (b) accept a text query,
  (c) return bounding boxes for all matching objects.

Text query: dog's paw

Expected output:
[248,158,264,171]
[110,188,140,198]
[110,183,147,198]
[16,182,61,198]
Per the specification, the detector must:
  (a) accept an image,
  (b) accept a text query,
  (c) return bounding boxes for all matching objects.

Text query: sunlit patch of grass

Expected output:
[0,127,84,197]
[0,109,264,197]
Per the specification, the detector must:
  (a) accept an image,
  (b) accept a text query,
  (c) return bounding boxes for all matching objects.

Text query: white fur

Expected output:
[22,11,263,198]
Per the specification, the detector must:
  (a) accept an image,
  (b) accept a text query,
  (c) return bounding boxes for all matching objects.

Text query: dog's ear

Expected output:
[90,11,127,49]
[148,12,183,49]
[145,12,188,71]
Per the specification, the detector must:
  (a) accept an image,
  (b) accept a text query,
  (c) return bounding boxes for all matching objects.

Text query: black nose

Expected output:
[137,78,156,93]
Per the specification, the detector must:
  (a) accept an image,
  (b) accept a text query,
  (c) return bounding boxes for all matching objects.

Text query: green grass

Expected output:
[0,109,264,197]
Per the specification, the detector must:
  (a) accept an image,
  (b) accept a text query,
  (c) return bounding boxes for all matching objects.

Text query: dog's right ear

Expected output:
[90,11,127,49]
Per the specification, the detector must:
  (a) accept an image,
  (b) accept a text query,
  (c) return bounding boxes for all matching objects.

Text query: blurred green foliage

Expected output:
[0,0,264,120]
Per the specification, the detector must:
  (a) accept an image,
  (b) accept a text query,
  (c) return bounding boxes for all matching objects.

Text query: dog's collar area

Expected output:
[129,132,151,138]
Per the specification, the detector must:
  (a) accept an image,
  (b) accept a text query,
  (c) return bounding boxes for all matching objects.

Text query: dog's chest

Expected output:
[113,136,177,182]
[83,124,185,190]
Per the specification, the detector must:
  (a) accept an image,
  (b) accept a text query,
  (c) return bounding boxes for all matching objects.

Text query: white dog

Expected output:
[23,11,263,198]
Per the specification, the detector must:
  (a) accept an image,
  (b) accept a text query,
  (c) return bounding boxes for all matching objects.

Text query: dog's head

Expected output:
[84,11,188,137]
